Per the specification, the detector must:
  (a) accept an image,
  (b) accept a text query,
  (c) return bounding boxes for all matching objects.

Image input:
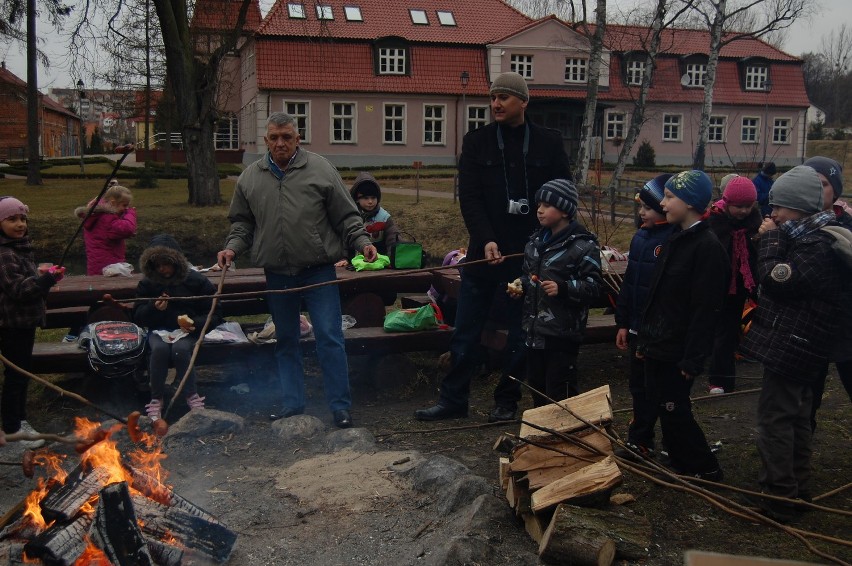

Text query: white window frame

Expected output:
[330,102,357,144]
[745,66,769,91]
[510,54,533,79]
[344,6,362,21]
[379,47,406,75]
[284,100,310,143]
[316,4,333,19]
[466,105,489,133]
[565,58,588,83]
[423,104,446,146]
[626,59,645,86]
[437,10,456,25]
[409,9,428,24]
[383,103,406,145]
[605,111,626,140]
[662,114,682,142]
[686,63,707,87]
[741,116,760,144]
[772,117,791,145]
[708,115,726,143]
[287,2,305,18]
[215,115,239,150]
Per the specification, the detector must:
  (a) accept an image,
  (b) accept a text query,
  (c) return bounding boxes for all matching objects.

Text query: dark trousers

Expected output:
[627,336,659,450]
[527,342,579,408]
[757,370,813,499]
[644,357,719,474]
[811,360,852,432]
[0,327,36,434]
[148,334,198,401]
[708,291,747,392]
[439,272,525,410]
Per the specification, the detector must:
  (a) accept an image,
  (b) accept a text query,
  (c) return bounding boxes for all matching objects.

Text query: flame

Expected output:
[22,478,52,531]
[73,537,111,565]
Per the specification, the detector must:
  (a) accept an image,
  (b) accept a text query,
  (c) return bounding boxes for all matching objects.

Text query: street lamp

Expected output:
[460,70,470,135]
[77,79,86,173]
[761,78,772,164]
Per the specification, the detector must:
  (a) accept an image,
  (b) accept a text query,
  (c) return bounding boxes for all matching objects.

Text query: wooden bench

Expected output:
[30,326,454,374]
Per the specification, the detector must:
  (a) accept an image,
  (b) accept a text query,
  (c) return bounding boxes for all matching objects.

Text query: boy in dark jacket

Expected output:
[336,172,401,266]
[133,235,222,420]
[614,173,675,457]
[511,179,602,406]
[741,166,846,521]
[637,170,727,481]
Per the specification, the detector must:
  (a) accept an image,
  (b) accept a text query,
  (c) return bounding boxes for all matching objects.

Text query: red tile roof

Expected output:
[258,0,530,44]
[0,64,80,118]
[41,95,78,118]
[0,64,27,90]
[256,40,490,94]
[192,0,263,32]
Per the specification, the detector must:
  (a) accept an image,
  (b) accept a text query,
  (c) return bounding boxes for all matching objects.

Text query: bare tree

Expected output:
[575,0,606,184]
[687,0,809,170]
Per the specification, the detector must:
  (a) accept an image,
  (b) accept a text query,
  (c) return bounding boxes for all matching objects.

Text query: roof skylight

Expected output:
[410,9,428,25]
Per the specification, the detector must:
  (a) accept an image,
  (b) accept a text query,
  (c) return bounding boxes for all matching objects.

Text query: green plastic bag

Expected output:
[351,253,390,271]
[383,303,447,333]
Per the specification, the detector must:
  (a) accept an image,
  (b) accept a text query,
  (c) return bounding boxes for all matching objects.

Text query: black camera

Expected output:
[507,198,530,215]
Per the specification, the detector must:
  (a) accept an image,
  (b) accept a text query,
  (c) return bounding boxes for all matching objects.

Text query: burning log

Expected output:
[22,513,92,566]
[91,482,154,565]
[125,465,221,524]
[146,538,184,566]
[0,541,28,564]
[40,465,112,523]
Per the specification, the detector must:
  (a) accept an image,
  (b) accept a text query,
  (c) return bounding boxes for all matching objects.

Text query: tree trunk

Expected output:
[539,504,616,565]
[25,0,41,185]
[184,122,221,206]
[693,0,725,170]
[576,0,607,185]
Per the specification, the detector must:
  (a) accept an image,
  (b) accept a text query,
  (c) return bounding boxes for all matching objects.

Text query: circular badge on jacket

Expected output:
[654,245,662,257]
[770,263,792,282]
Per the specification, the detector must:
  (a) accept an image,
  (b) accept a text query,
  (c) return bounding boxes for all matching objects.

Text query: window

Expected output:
[409,9,428,24]
[745,66,769,91]
[379,47,406,75]
[423,104,445,145]
[565,58,588,83]
[344,6,362,21]
[215,115,238,150]
[773,118,791,144]
[241,43,255,82]
[741,117,759,144]
[331,102,356,143]
[685,63,706,87]
[284,101,310,142]
[316,4,333,19]
[437,10,456,25]
[626,59,645,86]
[510,55,533,79]
[466,105,489,133]
[383,104,405,144]
[708,115,726,143]
[662,114,682,141]
[287,3,305,18]
[605,111,626,140]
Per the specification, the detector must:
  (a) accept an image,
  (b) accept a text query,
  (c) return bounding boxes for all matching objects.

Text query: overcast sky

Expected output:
[0,0,849,90]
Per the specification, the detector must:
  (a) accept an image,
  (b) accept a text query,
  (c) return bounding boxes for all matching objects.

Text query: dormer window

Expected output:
[344,6,363,21]
[374,38,410,76]
[316,5,333,20]
[685,63,707,87]
[410,9,428,25]
[437,11,456,26]
[287,3,305,18]
[745,65,769,91]
[625,59,645,86]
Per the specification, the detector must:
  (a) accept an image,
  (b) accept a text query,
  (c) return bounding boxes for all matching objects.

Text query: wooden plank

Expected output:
[685,551,821,566]
[519,385,612,440]
[498,457,510,491]
[509,430,611,473]
[530,456,622,512]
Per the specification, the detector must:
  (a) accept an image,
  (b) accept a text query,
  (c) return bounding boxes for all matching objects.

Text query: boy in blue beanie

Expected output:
[636,170,727,479]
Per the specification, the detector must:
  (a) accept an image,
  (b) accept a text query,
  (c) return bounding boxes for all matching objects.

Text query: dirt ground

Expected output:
[1,343,850,565]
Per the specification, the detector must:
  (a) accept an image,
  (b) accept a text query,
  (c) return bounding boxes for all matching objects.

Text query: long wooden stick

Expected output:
[611,387,763,414]
[813,482,852,503]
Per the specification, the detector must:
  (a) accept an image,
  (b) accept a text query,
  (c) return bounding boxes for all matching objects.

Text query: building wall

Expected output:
[0,87,27,159]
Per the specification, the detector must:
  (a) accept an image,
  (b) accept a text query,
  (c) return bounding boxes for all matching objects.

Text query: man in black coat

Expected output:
[415,72,573,422]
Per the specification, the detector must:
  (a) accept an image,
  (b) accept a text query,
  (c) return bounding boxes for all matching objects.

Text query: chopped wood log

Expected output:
[0,514,42,543]
[0,542,27,565]
[510,430,612,473]
[499,458,510,491]
[519,385,612,439]
[539,503,651,561]
[23,513,92,566]
[91,482,154,565]
[40,465,112,522]
[539,504,616,566]
[530,456,622,512]
[146,539,184,566]
[125,465,222,524]
[522,512,545,544]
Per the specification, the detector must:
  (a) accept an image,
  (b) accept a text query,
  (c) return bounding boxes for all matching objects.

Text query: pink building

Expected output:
[215,0,810,168]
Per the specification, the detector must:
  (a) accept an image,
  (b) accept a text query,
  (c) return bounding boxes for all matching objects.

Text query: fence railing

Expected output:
[577,177,643,226]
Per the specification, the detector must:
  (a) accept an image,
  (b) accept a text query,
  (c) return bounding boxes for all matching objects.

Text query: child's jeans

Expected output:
[148,334,197,400]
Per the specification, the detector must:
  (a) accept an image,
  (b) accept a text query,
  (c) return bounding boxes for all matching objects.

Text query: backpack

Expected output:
[79,321,148,379]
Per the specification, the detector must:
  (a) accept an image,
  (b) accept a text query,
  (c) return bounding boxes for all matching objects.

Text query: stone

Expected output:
[271,414,326,442]
[164,408,244,441]
[409,455,471,495]
[436,475,493,516]
[325,428,377,452]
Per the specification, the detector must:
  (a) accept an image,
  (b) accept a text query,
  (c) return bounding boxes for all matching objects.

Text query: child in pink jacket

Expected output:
[74,185,137,275]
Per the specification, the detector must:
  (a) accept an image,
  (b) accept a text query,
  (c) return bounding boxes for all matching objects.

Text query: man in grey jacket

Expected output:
[218,112,376,428]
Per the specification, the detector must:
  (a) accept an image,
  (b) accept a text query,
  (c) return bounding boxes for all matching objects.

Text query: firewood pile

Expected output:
[497,385,652,566]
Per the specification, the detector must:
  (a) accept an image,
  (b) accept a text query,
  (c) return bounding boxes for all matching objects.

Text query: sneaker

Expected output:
[186,393,205,411]
[18,421,45,449]
[691,467,724,482]
[708,386,725,395]
[613,442,655,462]
[145,398,163,421]
[61,334,78,343]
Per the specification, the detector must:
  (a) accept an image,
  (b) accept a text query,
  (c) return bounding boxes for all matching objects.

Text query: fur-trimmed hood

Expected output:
[74,200,121,219]
[139,245,189,286]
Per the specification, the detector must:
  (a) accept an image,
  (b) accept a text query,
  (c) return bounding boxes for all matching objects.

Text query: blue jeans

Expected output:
[439,272,525,410]
[265,265,351,413]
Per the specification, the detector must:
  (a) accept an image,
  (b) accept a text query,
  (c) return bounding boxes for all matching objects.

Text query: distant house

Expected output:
[0,61,81,160]
[209,0,812,168]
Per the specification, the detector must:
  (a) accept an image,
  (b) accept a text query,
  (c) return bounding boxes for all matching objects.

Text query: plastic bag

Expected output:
[383,303,446,333]
[204,321,250,344]
[102,262,134,277]
[351,253,390,271]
